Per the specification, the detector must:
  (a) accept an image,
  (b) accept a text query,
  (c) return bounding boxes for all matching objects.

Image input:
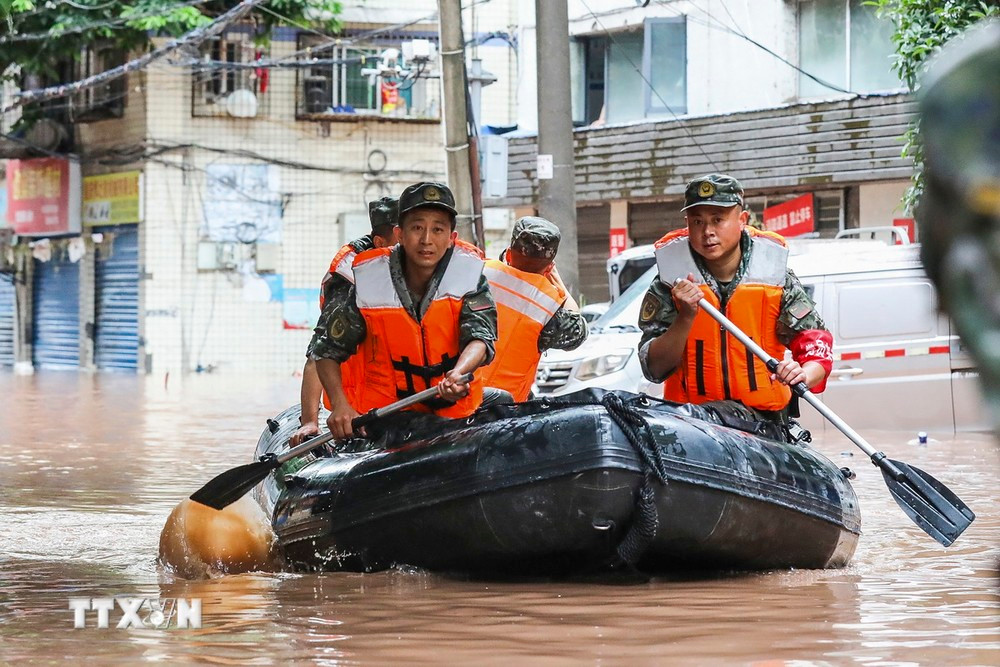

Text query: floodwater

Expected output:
[1,373,997,665]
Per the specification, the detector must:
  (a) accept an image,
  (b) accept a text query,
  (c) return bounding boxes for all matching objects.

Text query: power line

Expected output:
[654,0,856,95]
[0,0,217,44]
[578,0,720,173]
[3,0,269,114]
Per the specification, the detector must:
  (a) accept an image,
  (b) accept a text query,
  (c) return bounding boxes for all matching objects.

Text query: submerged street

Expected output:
[0,373,997,664]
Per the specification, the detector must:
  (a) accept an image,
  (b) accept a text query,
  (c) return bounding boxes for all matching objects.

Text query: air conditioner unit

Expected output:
[304,75,331,114]
[24,118,70,152]
[338,211,371,246]
[480,134,509,199]
[226,89,258,118]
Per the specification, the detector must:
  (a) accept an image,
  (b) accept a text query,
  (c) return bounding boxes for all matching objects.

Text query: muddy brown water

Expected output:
[1,373,997,664]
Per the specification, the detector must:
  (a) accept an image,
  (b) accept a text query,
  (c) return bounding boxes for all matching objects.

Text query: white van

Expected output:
[537,240,988,433]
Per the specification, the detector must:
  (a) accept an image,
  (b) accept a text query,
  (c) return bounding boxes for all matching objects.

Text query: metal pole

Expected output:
[437,0,476,243]
[534,0,579,295]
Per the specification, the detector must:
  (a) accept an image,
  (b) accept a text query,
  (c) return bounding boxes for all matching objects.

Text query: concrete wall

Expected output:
[135,6,517,376]
[515,0,893,131]
[4,1,519,376]
[859,180,910,228]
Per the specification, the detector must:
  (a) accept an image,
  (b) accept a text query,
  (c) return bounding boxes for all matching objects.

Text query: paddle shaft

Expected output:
[275,372,474,465]
[695,297,895,466]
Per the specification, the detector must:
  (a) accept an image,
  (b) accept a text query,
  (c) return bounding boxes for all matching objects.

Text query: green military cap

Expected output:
[510,216,560,260]
[368,196,398,230]
[682,173,745,211]
[398,182,458,217]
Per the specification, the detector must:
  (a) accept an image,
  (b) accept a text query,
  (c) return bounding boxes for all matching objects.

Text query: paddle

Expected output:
[689,293,975,547]
[189,373,474,510]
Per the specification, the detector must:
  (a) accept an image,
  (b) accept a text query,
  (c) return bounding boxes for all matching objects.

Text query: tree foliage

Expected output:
[0,0,342,82]
[868,0,999,213]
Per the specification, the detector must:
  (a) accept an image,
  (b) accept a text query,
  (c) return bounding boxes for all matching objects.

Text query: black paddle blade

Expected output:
[879,458,975,547]
[189,455,279,511]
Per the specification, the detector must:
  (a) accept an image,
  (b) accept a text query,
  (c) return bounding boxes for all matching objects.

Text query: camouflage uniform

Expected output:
[637,229,826,384]
[506,216,588,352]
[309,184,497,364]
[918,22,1000,428]
[638,173,830,422]
[319,235,374,306]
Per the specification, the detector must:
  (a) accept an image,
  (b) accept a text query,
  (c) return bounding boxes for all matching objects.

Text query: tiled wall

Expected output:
[135,6,519,376]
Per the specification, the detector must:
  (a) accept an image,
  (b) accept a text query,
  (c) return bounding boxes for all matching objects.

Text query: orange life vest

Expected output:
[319,241,364,309]
[319,241,367,411]
[351,241,485,418]
[653,227,792,411]
[481,254,567,401]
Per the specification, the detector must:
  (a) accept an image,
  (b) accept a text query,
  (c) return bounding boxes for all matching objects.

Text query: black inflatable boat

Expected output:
[252,390,861,576]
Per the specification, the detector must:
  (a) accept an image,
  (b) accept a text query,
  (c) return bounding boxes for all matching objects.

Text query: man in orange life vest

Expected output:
[291,197,399,446]
[638,173,834,422]
[312,182,498,439]
[481,217,588,401]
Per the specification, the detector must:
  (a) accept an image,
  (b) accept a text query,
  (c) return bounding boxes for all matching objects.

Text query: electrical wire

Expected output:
[577,0,720,172]
[3,0,268,114]
[653,0,856,95]
[0,0,217,44]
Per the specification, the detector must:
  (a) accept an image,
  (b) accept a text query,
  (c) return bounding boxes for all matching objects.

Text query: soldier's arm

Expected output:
[316,359,362,439]
[537,306,588,352]
[775,269,833,392]
[546,265,580,312]
[290,358,324,446]
[307,285,366,365]
[637,278,692,382]
[458,274,498,366]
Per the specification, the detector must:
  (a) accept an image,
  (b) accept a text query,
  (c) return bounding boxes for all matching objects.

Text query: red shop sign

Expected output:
[610,228,627,258]
[5,158,82,236]
[763,193,814,238]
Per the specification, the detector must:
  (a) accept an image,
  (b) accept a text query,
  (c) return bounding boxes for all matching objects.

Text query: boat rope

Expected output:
[600,393,669,567]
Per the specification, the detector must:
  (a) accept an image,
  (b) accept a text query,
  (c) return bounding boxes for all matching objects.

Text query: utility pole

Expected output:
[437,0,478,245]
[534,0,578,295]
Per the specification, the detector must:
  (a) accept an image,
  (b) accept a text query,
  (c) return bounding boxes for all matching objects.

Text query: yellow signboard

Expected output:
[82,171,142,226]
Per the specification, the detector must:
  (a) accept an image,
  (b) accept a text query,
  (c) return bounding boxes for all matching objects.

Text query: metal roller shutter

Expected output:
[575,204,610,305]
[628,200,685,246]
[32,252,80,370]
[0,273,14,368]
[94,224,140,372]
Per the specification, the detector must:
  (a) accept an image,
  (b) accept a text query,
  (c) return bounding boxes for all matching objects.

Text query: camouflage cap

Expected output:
[398,182,458,218]
[368,196,398,230]
[682,173,745,211]
[510,216,560,260]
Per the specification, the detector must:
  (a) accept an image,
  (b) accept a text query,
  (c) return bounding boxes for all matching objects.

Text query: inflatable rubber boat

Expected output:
[252,390,861,576]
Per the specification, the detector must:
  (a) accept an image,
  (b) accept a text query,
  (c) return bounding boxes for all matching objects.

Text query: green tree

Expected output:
[868,0,998,213]
[0,0,342,83]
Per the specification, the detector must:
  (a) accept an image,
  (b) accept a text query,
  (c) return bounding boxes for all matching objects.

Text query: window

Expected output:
[799,0,902,98]
[296,35,440,120]
[572,17,687,127]
[71,45,127,122]
[750,189,844,238]
[192,31,269,118]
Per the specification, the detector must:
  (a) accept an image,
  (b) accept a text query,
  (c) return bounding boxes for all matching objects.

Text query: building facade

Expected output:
[492,0,915,302]
[1,0,520,376]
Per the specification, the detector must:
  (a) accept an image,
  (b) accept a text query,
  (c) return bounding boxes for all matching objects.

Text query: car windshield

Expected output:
[589,265,659,334]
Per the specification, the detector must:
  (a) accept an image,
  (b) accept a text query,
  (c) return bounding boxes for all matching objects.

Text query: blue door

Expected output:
[32,250,80,370]
[94,224,140,372]
[0,273,14,369]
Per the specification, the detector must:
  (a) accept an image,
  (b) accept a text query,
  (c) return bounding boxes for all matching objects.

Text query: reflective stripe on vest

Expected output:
[333,247,358,284]
[484,262,563,326]
[320,242,365,411]
[351,244,485,418]
[481,258,567,401]
[653,229,792,411]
